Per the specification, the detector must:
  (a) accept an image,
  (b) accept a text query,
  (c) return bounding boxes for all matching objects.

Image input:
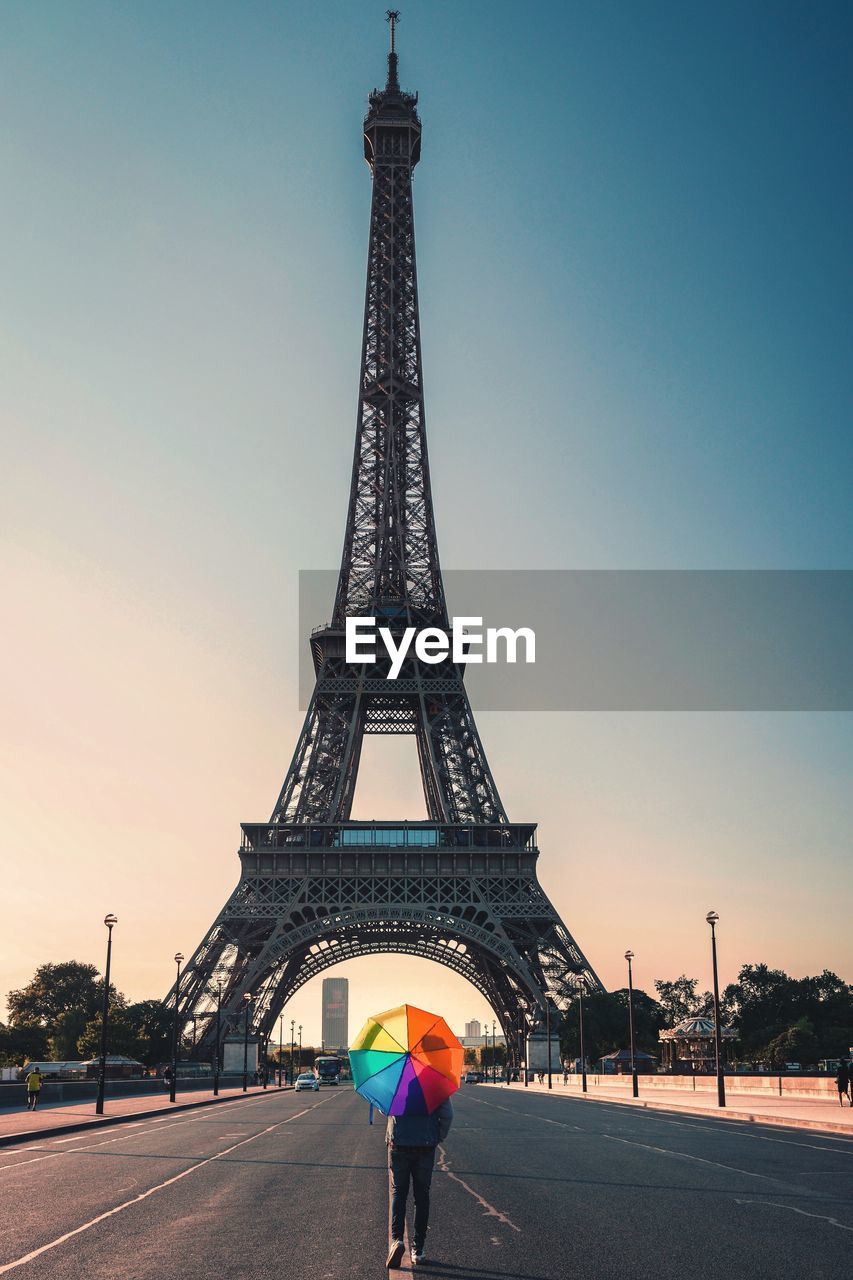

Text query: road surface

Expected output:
[0,1084,849,1278]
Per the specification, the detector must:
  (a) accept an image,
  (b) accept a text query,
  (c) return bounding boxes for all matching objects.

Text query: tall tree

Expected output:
[7,961,122,1028]
[654,976,713,1026]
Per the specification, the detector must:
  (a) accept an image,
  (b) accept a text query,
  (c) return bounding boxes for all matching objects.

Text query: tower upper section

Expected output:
[364,10,421,170]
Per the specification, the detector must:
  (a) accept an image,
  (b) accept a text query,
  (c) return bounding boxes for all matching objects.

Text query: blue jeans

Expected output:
[389,1145,436,1250]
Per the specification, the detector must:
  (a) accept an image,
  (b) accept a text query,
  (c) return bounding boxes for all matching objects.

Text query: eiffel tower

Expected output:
[174,14,602,1065]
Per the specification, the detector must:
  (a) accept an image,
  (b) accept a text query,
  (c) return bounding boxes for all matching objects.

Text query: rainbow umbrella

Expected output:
[350,1004,463,1116]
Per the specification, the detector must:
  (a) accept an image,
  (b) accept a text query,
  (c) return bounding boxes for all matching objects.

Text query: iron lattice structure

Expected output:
[172,20,602,1065]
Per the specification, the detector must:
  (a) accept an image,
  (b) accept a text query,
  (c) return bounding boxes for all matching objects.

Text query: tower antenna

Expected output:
[386,10,400,54]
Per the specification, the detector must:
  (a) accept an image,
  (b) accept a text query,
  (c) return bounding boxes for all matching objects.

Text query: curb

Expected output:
[482,1085,853,1138]
[0,1085,293,1150]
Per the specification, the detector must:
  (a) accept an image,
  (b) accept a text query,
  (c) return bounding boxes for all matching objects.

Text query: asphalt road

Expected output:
[0,1084,850,1279]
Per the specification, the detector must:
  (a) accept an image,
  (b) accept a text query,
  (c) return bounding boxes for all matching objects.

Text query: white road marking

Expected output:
[0,1093,342,1275]
[735,1199,853,1232]
[436,1144,521,1232]
[0,1093,284,1172]
[602,1133,784,1183]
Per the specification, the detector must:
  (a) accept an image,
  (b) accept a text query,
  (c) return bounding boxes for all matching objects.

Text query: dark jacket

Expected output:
[836,1061,850,1089]
[386,1099,454,1148]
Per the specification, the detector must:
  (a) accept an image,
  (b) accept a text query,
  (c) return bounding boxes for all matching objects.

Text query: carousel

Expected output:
[658,1016,737,1073]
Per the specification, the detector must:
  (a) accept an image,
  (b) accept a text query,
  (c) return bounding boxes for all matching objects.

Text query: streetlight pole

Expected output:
[521,1008,528,1087]
[290,1019,296,1085]
[298,1024,302,1075]
[170,952,184,1104]
[242,993,253,1092]
[545,998,553,1090]
[95,914,117,1115]
[213,980,222,1097]
[278,1015,284,1088]
[492,1019,497,1083]
[576,977,587,1094]
[625,950,638,1098]
[707,911,726,1108]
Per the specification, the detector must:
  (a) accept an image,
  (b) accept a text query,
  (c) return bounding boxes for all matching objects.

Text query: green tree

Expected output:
[654,976,713,1026]
[77,1010,142,1060]
[763,1018,821,1068]
[0,1021,50,1066]
[559,988,664,1066]
[125,1001,174,1065]
[7,961,123,1030]
[48,1009,90,1060]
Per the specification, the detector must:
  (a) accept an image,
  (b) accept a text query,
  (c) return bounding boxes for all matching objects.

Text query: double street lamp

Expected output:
[170,952,184,1104]
[707,910,726,1108]
[95,914,117,1115]
[242,992,253,1092]
[625,950,638,1098]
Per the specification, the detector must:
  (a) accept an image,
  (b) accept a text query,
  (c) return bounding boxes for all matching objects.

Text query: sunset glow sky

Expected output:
[2,1,851,1044]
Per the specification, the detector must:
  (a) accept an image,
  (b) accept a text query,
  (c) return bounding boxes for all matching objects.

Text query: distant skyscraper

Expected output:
[465,1019,482,1040]
[322,978,349,1051]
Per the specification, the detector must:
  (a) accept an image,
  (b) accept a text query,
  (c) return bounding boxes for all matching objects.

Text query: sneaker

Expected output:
[411,1249,426,1265]
[386,1240,405,1269]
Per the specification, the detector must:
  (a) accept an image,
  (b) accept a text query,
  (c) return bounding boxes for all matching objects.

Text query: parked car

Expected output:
[295,1072,320,1092]
[464,1071,479,1084]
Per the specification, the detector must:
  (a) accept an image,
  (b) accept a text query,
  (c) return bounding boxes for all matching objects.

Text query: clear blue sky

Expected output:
[2,2,851,1039]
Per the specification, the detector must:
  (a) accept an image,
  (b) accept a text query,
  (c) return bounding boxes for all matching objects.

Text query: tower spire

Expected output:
[386,9,400,88]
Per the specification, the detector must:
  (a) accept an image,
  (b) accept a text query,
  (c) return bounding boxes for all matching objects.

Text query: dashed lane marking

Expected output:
[0,1092,344,1275]
[735,1199,853,1233]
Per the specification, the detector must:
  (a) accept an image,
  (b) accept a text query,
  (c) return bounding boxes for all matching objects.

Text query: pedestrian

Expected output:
[836,1059,850,1106]
[25,1065,43,1110]
[385,1095,453,1269]
[163,1064,173,1093]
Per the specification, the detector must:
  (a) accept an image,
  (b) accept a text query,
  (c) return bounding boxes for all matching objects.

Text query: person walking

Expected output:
[836,1059,850,1106]
[25,1065,43,1111]
[386,1097,453,1268]
[162,1064,173,1094]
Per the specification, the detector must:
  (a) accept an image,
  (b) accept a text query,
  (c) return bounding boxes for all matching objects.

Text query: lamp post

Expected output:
[242,992,253,1092]
[95,913,117,1115]
[277,1015,283,1088]
[213,980,222,1097]
[575,976,588,1094]
[290,1019,296,1085]
[170,952,184,1104]
[545,997,553,1090]
[521,1008,528,1087]
[298,1024,302,1075]
[707,911,726,1108]
[625,950,638,1098]
[492,1019,497,1083]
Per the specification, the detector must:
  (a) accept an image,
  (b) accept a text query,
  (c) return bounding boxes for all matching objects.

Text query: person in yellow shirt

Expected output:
[25,1065,43,1111]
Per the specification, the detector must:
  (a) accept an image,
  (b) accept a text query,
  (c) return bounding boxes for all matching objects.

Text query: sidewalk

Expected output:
[0,1083,286,1148]
[483,1079,853,1136]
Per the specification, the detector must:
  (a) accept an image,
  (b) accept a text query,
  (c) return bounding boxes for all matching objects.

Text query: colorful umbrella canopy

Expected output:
[350,1004,463,1116]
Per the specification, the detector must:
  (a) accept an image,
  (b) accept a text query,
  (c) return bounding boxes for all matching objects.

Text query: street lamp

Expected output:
[213,980,223,1097]
[520,1008,528,1088]
[170,952,184,1104]
[242,992,253,1092]
[298,1023,302,1075]
[545,995,553,1090]
[575,976,588,1094]
[492,1020,497,1083]
[707,911,726,1108]
[290,1019,296,1086]
[95,914,117,1115]
[278,1015,284,1088]
[625,950,638,1098]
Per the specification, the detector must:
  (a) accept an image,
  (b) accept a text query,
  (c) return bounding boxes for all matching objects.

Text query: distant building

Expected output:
[465,1019,482,1040]
[321,977,349,1051]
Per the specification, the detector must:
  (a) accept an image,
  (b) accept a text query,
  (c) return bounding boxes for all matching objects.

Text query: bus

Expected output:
[314,1055,342,1085]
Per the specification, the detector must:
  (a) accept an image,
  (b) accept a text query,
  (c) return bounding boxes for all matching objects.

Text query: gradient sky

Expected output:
[1,2,851,1044]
